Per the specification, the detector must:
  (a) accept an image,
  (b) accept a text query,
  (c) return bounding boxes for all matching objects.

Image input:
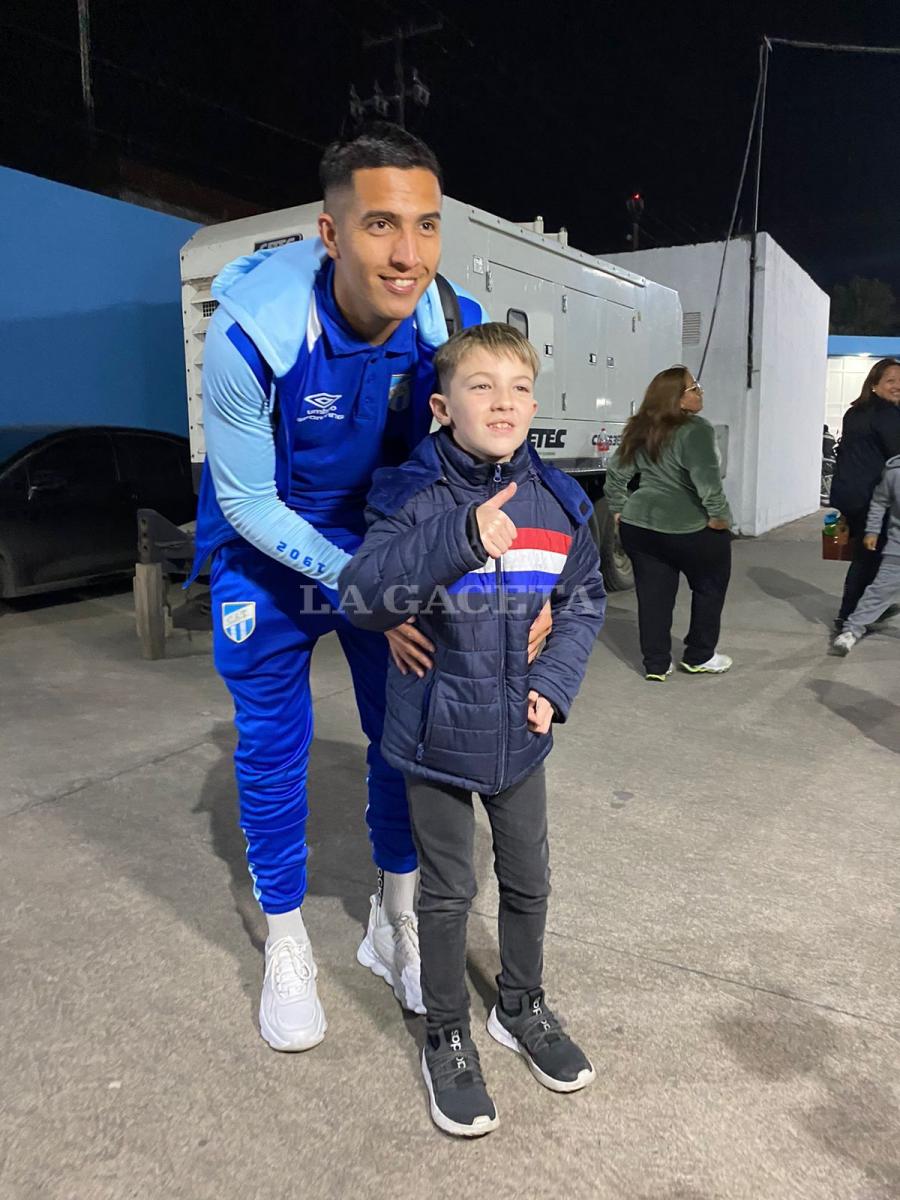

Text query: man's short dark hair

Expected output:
[319,122,442,199]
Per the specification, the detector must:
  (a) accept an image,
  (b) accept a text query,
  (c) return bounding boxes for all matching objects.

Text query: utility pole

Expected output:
[76,0,95,140]
[393,29,405,129]
[747,37,771,388]
[352,20,443,128]
[626,193,644,250]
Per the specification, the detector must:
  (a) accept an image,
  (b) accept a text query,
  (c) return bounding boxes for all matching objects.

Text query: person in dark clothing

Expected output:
[829,358,900,627]
[341,323,605,1137]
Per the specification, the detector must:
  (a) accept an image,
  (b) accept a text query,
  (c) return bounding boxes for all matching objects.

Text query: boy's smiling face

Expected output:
[430,348,538,463]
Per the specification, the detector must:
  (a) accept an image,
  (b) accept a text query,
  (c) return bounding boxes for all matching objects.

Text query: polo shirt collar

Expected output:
[314,259,416,359]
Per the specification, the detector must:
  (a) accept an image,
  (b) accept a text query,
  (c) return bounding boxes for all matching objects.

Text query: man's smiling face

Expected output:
[319,166,442,345]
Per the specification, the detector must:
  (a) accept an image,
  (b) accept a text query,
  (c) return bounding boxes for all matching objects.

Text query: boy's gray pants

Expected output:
[405,765,549,1036]
[845,553,900,637]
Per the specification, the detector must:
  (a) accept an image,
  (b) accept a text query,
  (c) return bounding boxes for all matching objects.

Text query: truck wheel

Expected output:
[590,498,634,592]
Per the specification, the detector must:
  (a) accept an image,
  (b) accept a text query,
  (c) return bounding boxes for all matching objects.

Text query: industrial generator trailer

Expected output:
[135,196,681,656]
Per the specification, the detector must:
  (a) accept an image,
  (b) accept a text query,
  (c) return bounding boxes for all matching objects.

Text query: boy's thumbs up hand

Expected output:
[475,480,517,559]
[482,480,517,510]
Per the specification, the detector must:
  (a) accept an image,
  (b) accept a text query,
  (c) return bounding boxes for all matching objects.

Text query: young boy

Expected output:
[833,454,900,654]
[339,323,606,1137]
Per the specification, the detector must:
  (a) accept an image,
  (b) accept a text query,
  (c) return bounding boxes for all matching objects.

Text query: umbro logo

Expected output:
[297,392,345,422]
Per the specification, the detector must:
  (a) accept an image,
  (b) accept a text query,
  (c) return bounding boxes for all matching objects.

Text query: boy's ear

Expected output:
[429,392,452,426]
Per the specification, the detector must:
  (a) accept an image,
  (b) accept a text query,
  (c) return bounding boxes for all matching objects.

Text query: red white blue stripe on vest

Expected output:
[446,528,572,595]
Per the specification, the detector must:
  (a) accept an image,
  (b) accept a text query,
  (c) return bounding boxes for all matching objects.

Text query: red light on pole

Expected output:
[626,192,644,248]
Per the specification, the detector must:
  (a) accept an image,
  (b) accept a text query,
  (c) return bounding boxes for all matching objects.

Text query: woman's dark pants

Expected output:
[619,521,732,674]
[838,511,883,622]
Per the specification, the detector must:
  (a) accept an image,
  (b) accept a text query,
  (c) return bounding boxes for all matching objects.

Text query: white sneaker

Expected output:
[832,631,858,656]
[680,652,733,674]
[259,935,327,1052]
[357,894,426,1014]
[645,662,674,682]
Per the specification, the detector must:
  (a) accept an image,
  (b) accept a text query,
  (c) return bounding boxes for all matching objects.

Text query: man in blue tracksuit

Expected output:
[192,125,495,1051]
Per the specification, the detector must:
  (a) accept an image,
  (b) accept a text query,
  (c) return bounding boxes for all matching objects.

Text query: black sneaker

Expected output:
[421,1026,499,1137]
[487,989,595,1093]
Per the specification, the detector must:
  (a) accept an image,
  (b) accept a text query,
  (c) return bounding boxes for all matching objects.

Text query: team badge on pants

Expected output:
[222,602,256,644]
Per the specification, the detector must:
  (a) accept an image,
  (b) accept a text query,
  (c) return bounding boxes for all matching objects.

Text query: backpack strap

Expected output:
[435,273,463,337]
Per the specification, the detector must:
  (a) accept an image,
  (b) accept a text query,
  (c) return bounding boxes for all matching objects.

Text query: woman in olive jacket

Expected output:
[605,365,732,681]
[829,357,900,625]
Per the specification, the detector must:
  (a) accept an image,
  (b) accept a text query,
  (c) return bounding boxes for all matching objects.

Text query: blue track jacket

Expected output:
[191,238,486,586]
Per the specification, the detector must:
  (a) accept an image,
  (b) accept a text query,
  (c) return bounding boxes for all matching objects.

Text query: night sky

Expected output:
[3,0,900,296]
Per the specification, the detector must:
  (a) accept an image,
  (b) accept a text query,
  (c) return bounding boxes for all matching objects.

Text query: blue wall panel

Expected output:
[0,168,200,435]
[827,334,900,358]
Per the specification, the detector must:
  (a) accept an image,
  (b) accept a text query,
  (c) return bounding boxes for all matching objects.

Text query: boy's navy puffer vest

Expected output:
[340,431,606,795]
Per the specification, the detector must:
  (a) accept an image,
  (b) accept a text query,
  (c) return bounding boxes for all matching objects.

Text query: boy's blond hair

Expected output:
[433,322,540,393]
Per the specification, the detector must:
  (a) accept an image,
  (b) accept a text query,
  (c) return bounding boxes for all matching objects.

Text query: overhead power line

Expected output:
[766,36,900,56]
[0,92,289,196]
[698,33,900,389]
[0,18,325,150]
[696,46,765,380]
[352,19,442,129]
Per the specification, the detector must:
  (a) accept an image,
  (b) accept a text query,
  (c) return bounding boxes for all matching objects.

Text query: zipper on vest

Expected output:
[414,677,435,763]
[492,462,509,794]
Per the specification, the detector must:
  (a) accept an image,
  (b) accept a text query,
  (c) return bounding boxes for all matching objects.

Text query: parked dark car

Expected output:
[0,426,195,598]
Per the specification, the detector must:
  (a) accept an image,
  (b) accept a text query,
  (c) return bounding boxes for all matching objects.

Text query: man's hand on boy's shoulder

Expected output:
[527,690,554,735]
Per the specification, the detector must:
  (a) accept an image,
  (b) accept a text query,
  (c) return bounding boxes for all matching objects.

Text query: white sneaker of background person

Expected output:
[832,630,859,656]
[357,870,426,1014]
[259,927,327,1052]
[680,651,733,674]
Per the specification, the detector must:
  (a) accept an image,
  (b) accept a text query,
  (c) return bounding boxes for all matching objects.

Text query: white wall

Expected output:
[753,235,829,533]
[826,356,868,436]
[605,239,755,529]
[604,235,829,535]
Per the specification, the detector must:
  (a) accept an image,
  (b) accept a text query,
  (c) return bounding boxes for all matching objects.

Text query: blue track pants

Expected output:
[210,541,416,913]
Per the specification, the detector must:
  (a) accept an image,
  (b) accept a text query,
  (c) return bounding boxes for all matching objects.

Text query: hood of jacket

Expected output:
[211,237,458,378]
[880,454,900,514]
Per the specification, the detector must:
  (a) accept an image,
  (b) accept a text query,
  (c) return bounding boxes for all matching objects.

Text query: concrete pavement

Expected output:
[1,513,898,1200]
